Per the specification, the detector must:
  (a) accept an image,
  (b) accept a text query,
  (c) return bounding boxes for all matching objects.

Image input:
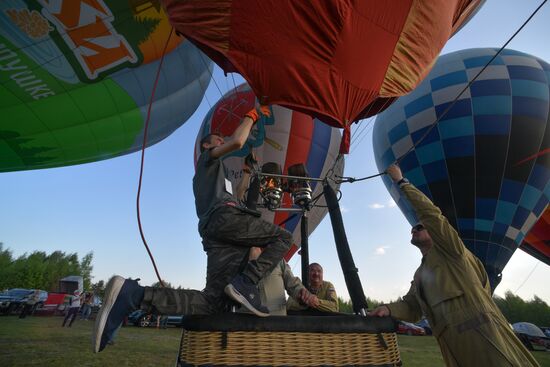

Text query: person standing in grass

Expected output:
[19,290,40,319]
[62,290,82,327]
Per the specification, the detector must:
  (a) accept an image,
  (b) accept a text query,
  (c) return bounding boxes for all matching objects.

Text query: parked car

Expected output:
[513,322,550,351]
[127,310,183,327]
[540,327,550,338]
[397,321,426,336]
[415,318,432,335]
[0,288,47,315]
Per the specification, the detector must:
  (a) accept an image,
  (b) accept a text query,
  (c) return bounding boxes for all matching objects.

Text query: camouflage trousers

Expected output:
[142,206,292,315]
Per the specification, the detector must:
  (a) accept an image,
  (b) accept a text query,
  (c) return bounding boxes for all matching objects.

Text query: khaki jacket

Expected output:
[260,261,305,315]
[238,261,305,316]
[387,184,539,367]
[287,280,339,313]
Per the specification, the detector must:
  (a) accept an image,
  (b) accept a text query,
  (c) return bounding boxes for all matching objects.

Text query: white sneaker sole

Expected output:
[93,275,125,353]
[224,284,269,317]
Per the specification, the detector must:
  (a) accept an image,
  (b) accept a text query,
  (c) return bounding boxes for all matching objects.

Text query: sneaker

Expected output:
[93,276,144,353]
[224,274,270,317]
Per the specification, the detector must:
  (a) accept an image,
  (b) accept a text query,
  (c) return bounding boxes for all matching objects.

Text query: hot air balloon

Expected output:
[162,0,485,152]
[373,48,550,290]
[0,0,212,172]
[521,206,550,265]
[194,84,344,259]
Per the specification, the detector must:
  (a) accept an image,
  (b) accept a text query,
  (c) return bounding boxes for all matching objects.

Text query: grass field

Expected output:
[1,315,549,366]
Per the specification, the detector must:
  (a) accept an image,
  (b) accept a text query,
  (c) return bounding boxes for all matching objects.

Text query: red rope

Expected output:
[136,27,174,288]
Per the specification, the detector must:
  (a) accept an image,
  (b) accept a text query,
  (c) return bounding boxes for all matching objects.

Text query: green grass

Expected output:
[1,316,549,366]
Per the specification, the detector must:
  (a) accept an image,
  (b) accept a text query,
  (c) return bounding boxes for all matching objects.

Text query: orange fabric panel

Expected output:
[451,0,485,35]
[162,0,483,149]
[380,0,463,97]
[162,0,233,69]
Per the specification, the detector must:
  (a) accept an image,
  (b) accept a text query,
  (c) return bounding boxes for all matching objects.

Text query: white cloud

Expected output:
[374,246,389,255]
[369,203,385,209]
[340,205,350,213]
[387,199,397,208]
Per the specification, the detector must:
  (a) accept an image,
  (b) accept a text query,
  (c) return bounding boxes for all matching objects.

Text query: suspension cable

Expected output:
[136,27,174,287]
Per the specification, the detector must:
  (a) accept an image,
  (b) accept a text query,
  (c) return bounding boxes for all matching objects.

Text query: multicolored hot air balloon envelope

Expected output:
[162,0,485,152]
[194,84,344,260]
[0,0,212,172]
[521,206,550,266]
[373,48,550,290]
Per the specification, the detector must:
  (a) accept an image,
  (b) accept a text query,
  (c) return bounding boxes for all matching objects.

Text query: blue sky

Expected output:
[1,0,549,304]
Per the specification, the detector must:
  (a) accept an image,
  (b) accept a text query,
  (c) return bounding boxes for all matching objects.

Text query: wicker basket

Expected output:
[177,314,401,367]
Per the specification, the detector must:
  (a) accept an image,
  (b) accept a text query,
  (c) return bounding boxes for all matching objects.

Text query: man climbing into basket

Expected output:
[92,105,293,353]
[368,164,539,367]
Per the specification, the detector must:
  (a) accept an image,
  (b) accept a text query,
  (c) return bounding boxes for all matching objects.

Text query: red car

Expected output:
[397,321,426,336]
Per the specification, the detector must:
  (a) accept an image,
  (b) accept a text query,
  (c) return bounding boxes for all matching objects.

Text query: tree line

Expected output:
[2,241,549,327]
[0,242,93,292]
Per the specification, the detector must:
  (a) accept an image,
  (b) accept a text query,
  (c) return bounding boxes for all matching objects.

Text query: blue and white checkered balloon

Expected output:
[373,48,550,290]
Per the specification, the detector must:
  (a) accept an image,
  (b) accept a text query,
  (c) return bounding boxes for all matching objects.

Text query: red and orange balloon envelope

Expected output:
[521,207,550,266]
[162,0,484,152]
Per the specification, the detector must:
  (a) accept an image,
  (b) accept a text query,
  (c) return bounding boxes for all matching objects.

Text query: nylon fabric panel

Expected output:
[163,0,484,137]
[272,111,314,241]
[373,48,550,289]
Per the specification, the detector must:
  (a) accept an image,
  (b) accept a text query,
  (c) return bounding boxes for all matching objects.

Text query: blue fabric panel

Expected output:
[422,160,448,182]
[381,149,396,168]
[508,65,548,83]
[431,70,468,91]
[411,125,440,145]
[518,185,542,212]
[511,206,530,229]
[486,242,500,266]
[406,167,428,187]
[495,200,517,224]
[470,79,511,97]
[475,241,489,263]
[476,198,498,219]
[388,121,409,144]
[435,99,472,120]
[528,164,550,191]
[306,121,332,192]
[512,96,549,119]
[458,218,475,230]
[464,55,504,68]
[492,222,509,235]
[416,142,445,165]
[501,237,518,251]
[511,79,550,100]
[398,152,419,172]
[473,114,511,135]
[438,116,474,139]
[417,184,431,197]
[476,219,494,232]
[442,136,474,158]
[533,196,548,217]
[472,96,511,115]
[405,94,434,117]
[501,179,525,204]
[516,232,525,244]
[495,247,514,271]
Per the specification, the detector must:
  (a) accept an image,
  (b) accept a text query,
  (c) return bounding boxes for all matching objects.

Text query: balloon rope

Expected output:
[136,27,174,288]
[339,0,548,184]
